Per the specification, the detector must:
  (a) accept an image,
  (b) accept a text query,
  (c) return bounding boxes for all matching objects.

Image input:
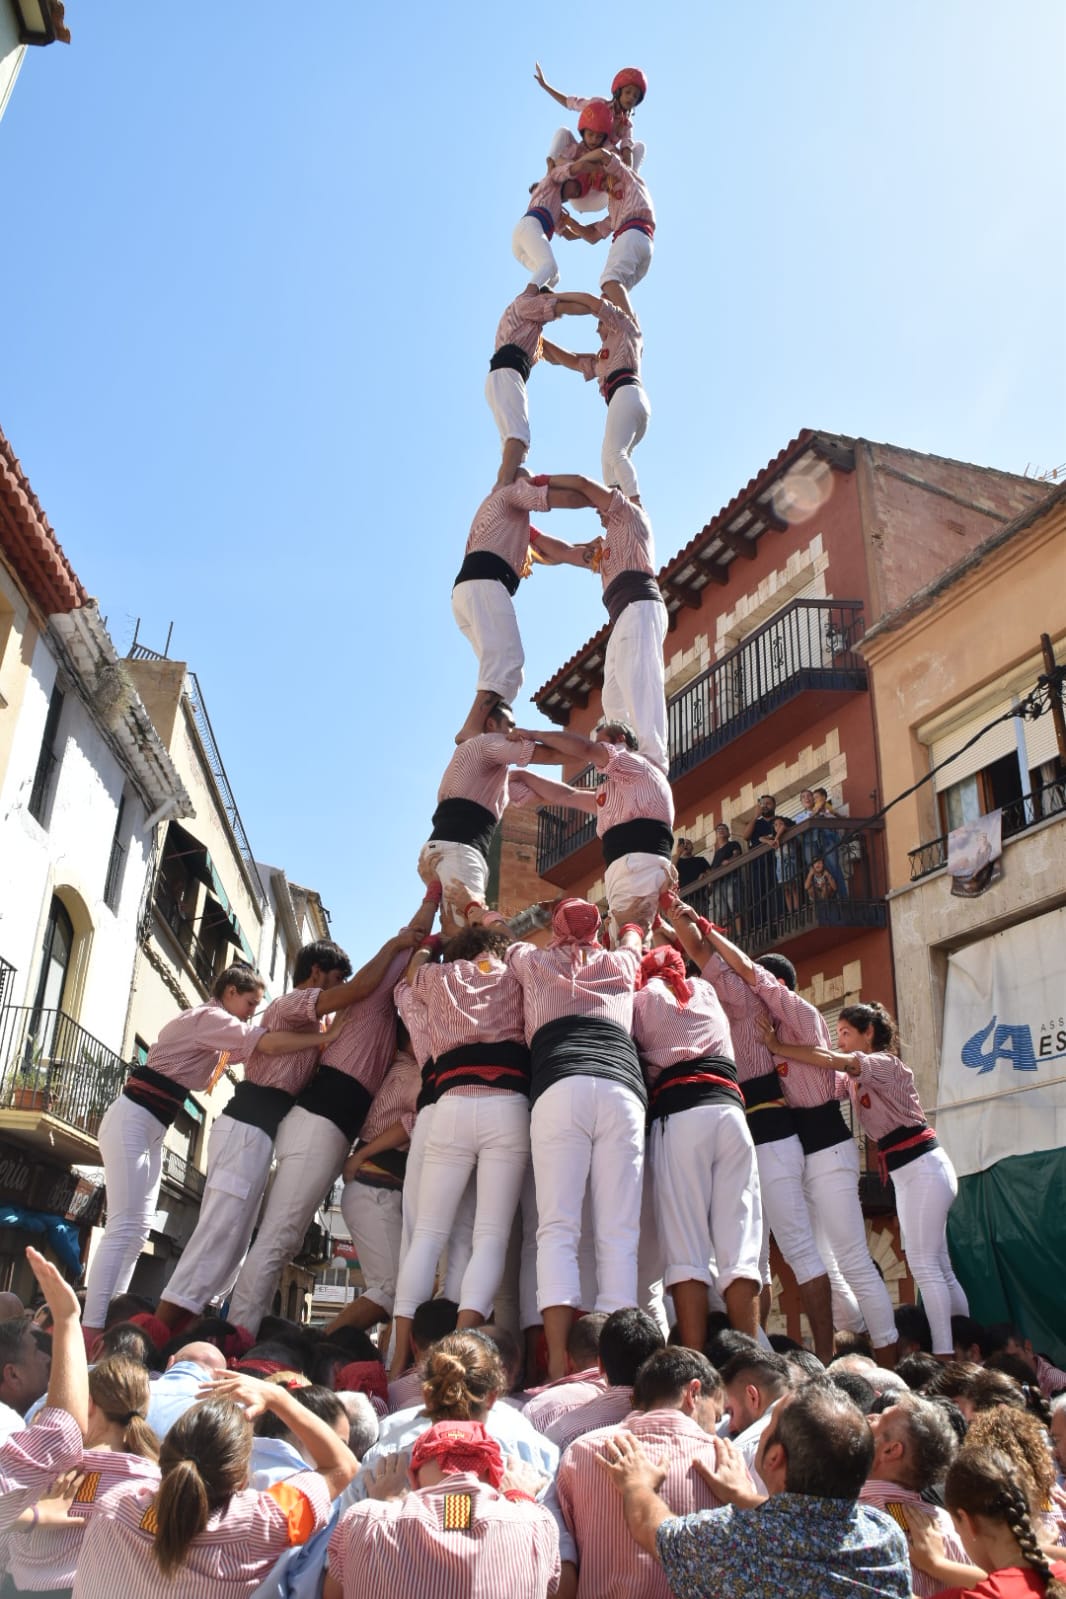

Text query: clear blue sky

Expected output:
[2,2,1063,965]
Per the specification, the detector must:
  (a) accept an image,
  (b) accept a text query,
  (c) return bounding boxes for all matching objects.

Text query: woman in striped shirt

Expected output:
[82,964,344,1343]
[71,1370,357,1598]
[756,999,967,1357]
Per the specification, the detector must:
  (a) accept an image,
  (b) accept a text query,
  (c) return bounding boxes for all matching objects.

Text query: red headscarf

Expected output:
[335,1360,390,1409]
[409,1420,504,1487]
[128,1313,171,1353]
[550,898,601,948]
[636,947,693,1006]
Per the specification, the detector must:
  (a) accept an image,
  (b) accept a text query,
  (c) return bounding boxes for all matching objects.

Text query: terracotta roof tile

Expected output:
[0,428,87,614]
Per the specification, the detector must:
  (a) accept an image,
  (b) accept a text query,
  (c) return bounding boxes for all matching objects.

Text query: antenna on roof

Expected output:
[1023,462,1066,482]
[128,618,175,661]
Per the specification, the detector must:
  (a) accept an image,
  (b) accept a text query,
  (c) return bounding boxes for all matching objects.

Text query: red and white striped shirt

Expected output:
[546,1386,634,1452]
[411,958,526,1057]
[507,943,640,1039]
[243,986,324,1094]
[436,733,536,824]
[493,287,560,361]
[145,1003,266,1090]
[464,481,551,584]
[848,1052,927,1141]
[527,163,577,228]
[752,965,849,1110]
[327,1472,561,1599]
[860,1480,969,1598]
[6,1446,159,1591]
[633,976,734,1082]
[0,1408,83,1532]
[565,96,635,152]
[320,950,408,1094]
[72,1471,331,1599]
[575,299,643,398]
[556,1407,726,1599]
[361,1049,421,1144]
[395,981,434,1069]
[594,744,674,834]
[598,490,656,589]
[591,151,654,236]
[387,1368,426,1414]
[522,1369,607,1435]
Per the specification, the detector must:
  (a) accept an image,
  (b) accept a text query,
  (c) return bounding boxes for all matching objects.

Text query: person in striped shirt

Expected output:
[452,472,602,745]
[522,1314,608,1435]
[82,965,348,1345]
[535,64,648,209]
[513,157,588,289]
[545,1308,664,1453]
[542,285,650,500]
[155,938,401,1334]
[389,922,533,1380]
[860,1392,969,1597]
[559,147,656,297]
[71,1369,356,1599]
[509,720,674,937]
[324,1420,560,1599]
[555,1348,729,1599]
[502,898,648,1382]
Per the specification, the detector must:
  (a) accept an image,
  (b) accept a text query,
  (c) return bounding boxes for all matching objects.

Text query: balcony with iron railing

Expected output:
[161,1144,206,1199]
[0,1005,129,1163]
[668,599,867,802]
[153,875,219,991]
[907,775,1066,880]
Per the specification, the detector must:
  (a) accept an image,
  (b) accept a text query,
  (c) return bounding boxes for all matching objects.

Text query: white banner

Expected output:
[937,906,1066,1178]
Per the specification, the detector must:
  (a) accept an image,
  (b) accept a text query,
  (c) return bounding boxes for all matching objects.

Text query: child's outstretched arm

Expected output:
[534,60,570,110]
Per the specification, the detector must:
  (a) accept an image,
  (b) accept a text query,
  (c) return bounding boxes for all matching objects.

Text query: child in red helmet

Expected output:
[535,63,648,212]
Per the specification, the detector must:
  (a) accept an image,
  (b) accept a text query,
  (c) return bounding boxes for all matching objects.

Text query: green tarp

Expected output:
[948,1146,1066,1365]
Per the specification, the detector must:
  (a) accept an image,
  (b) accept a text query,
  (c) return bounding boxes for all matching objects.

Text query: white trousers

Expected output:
[602,383,650,498]
[604,852,674,937]
[394,1093,530,1319]
[417,840,488,931]
[651,1104,763,1292]
[755,1133,826,1287]
[803,1140,897,1349]
[83,1096,165,1329]
[530,1076,644,1311]
[163,1114,274,1314]
[602,599,668,773]
[601,228,652,292]
[512,215,559,288]
[399,1106,476,1304]
[892,1146,968,1355]
[340,1181,403,1316]
[227,1106,350,1336]
[485,368,530,446]
[451,579,524,703]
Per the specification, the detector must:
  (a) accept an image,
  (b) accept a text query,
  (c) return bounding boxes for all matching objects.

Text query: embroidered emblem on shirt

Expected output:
[73,1471,101,1504]
[860,1093,872,1109]
[140,1501,160,1535]
[443,1492,473,1531]
[883,1501,909,1532]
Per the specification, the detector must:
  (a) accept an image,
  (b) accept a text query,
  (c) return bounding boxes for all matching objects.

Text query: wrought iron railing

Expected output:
[907,776,1066,881]
[153,875,219,989]
[183,672,265,903]
[668,600,867,781]
[0,960,15,1009]
[161,1145,206,1199]
[679,816,886,957]
[536,762,604,876]
[0,1006,128,1139]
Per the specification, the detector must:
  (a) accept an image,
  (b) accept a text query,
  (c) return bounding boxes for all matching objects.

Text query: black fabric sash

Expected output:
[489,343,532,381]
[604,367,640,404]
[224,1080,295,1138]
[879,1121,939,1173]
[602,569,663,625]
[647,1054,742,1122]
[295,1066,372,1143]
[790,1099,853,1156]
[433,1038,531,1097]
[352,1140,408,1191]
[429,797,497,859]
[453,550,521,597]
[601,818,674,866]
[122,1063,186,1128]
[740,1068,795,1146]
[529,1015,644,1109]
[415,1059,438,1112]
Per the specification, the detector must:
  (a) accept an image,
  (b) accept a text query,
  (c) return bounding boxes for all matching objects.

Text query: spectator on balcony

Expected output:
[708,823,743,932]
[226,903,436,1341]
[769,816,802,916]
[82,966,346,1348]
[507,718,674,939]
[155,940,411,1337]
[811,788,847,897]
[674,838,711,895]
[757,1002,968,1360]
[736,796,778,937]
[804,854,839,904]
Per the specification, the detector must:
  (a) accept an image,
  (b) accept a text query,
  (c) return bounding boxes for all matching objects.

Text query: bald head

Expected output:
[168,1341,226,1374]
[0,1293,25,1322]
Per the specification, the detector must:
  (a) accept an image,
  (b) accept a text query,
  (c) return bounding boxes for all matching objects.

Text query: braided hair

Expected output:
[944,1446,1066,1598]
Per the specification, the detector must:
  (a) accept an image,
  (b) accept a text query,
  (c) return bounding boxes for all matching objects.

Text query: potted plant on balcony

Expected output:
[10,1037,52,1112]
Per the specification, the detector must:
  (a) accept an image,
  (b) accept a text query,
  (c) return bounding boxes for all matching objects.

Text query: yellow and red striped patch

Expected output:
[443,1492,473,1531]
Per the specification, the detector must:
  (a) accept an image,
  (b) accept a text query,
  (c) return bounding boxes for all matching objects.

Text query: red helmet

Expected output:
[578,98,615,136]
[611,67,648,101]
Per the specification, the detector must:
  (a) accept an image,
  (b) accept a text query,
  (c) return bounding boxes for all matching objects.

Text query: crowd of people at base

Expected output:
[1,1251,1064,1599]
